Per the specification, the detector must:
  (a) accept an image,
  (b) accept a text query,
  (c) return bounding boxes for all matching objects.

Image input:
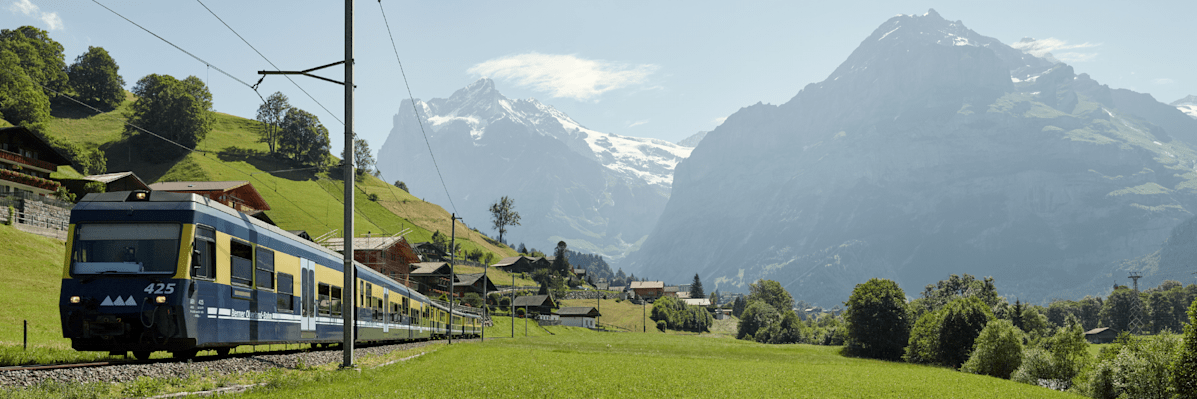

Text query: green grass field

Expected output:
[224,331,1078,398]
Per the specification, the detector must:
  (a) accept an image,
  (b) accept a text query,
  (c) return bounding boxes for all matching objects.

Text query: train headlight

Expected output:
[155,296,167,304]
[70,296,81,304]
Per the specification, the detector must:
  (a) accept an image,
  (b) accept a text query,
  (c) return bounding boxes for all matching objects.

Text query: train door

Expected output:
[300,259,316,337]
[382,288,390,333]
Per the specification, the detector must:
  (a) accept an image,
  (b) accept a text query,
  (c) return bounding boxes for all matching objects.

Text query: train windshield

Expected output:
[71,223,181,274]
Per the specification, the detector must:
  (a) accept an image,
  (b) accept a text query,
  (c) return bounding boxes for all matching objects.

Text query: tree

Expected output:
[0,49,50,127]
[1100,286,1141,333]
[488,196,521,244]
[551,241,570,275]
[962,319,1023,379]
[912,274,1001,319]
[844,278,909,360]
[1174,298,1197,396]
[278,107,330,167]
[127,74,213,158]
[393,180,409,193]
[737,301,780,340]
[748,279,793,312]
[256,92,289,154]
[0,26,68,97]
[354,135,376,176]
[690,274,705,299]
[732,296,747,317]
[907,296,993,368]
[66,46,124,110]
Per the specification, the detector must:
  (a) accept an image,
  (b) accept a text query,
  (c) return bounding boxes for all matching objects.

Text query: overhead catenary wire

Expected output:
[376,0,457,215]
[194,0,344,126]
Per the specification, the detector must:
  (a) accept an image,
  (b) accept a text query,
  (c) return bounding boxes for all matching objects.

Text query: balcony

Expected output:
[0,169,60,192]
[0,150,58,172]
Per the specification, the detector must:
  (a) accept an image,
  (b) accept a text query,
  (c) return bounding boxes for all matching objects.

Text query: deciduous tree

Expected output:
[66,46,124,110]
[255,92,289,154]
[278,107,330,167]
[845,278,909,360]
[488,196,521,244]
[127,74,213,158]
[748,279,793,312]
[0,26,67,97]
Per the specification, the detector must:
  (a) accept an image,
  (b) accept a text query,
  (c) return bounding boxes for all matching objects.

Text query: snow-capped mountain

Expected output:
[412,79,691,187]
[1174,95,1197,119]
[377,79,689,262]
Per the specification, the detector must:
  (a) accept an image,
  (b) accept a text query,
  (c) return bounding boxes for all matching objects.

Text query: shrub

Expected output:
[1011,320,1089,389]
[1173,298,1197,396]
[1073,334,1178,398]
[737,301,779,340]
[906,296,992,368]
[845,278,909,360]
[962,319,1023,379]
[656,320,667,332]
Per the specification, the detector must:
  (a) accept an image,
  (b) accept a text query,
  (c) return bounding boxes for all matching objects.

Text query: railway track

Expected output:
[0,339,475,388]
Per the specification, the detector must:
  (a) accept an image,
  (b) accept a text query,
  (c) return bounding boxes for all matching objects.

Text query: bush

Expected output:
[650,296,713,333]
[656,320,667,332]
[906,296,992,368]
[962,319,1023,379]
[737,301,780,340]
[462,293,483,308]
[1173,298,1197,396]
[1010,320,1089,389]
[845,278,909,360]
[1072,334,1178,398]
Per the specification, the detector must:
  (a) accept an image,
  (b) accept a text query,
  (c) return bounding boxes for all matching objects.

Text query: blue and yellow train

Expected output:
[59,190,480,359]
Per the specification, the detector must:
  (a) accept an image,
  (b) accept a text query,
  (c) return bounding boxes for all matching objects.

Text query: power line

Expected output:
[193,0,344,126]
[90,0,260,102]
[376,0,457,215]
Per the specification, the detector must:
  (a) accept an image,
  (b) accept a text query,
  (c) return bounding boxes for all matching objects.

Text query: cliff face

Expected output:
[630,10,1197,305]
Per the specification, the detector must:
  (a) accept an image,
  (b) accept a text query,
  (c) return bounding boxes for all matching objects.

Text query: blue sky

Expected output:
[6,1,1193,160]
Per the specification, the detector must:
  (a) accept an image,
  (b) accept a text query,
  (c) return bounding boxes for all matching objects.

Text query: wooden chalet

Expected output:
[149,181,270,213]
[0,126,71,196]
[558,306,601,329]
[324,235,421,287]
[409,261,453,297]
[1085,327,1118,344]
[512,295,557,315]
[453,273,498,297]
[630,281,665,299]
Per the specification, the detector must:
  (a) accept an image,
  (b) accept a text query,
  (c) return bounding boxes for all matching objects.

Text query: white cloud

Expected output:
[1152,78,1176,85]
[628,120,649,128]
[1011,37,1099,62]
[8,0,35,15]
[468,53,658,101]
[713,116,727,125]
[8,0,63,30]
[40,11,61,30]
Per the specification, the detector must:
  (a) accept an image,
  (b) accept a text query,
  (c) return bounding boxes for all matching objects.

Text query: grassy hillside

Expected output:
[0,224,69,348]
[560,297,661,333]
[36,99,516,260]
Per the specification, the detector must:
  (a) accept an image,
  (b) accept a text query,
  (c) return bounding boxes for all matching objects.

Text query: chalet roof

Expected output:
[454,273,497,289]
[1085,327,1114,335]
[609,286,626,292]
[558,306,601,317]
[324,235,409,251]
[494,256,523,267]
[682,298,711,306]
[664,286,679,293]
[150,180,249,191]
[148,180,270,211]
[286,230,313,241]
[410,262,451,275]
[676,292,692,299]
[85,171,146,185]
[630,281,664,289]
[245,210,276,226]
[573,269,587,275]
[513,295,555,308]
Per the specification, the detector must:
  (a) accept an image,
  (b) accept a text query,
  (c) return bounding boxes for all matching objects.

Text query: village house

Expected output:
[512,295,557,316]
[411,242,449,262]
[0,126,71,197]
[59,171,150,199]
[630,281,665,300]
[324,235,421,287]
[409,261,454,298]
[558,306,601,329]
[663,285,680,298]
[148,180,275,224]
[453,273,498,297]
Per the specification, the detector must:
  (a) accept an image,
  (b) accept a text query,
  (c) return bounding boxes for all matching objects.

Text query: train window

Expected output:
[71,223,181,274]
[330,285,343,316]
[230,239,253,287]
[277,272,294,311]
[191,226,216,280]
[318,283,331,316]
[255,247,274,290]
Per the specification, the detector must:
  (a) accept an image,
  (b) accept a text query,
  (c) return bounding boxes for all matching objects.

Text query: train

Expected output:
[59,190,481,360]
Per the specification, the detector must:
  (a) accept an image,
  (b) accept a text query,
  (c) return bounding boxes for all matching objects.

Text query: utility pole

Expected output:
[449,213,460,345]
[482,255,487,342]
[511,273,515,338]
[642,296,646,333]
[1129,272,1145,335]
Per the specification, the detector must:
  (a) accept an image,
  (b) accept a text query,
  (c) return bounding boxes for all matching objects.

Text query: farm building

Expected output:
[454,273,498,297]
[1085,327,1117,344]
[493,256,551,274]
[409,262,453,297]
[148,180,271,214]
[513,295,557,316]
[630,281,665,299]
[558,306,601,329]
[324,235,421,287]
